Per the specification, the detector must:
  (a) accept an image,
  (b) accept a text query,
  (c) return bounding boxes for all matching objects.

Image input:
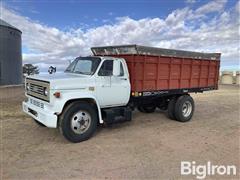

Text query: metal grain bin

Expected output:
[221,71,233,85]
[0,19,22,85]
[236,71,240,85]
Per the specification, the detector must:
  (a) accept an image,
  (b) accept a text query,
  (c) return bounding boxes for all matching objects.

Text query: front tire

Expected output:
[174,95,195,122]
[59,102,97,143]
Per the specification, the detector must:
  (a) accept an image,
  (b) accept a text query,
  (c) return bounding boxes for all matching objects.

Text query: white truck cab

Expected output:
[23,56,131,142]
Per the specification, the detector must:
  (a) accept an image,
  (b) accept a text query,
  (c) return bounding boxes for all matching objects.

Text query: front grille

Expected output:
[26,78,50,102]
[29,84,45,95]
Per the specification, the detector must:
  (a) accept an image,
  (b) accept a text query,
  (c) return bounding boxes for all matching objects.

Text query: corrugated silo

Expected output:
[221,71,233,85]
[0,19,22,85]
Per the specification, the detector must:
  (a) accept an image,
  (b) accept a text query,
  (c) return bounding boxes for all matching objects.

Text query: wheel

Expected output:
[59,102,98,143]
[157,104,167,111]
[33,118,46,127]
[174,95,195,122]
[166,97,177,120]
[137,105,156,113]
[142,106,156,113]
[157,99,168,111]
[137,106,146,113]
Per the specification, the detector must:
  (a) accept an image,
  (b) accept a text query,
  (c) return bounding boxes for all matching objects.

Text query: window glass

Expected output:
[65,57,101,75]
[120,62,124,76]
[98,60,113,76]
[74,60,92,74]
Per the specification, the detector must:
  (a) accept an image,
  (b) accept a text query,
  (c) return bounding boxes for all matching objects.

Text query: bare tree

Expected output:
[23,64,39,76]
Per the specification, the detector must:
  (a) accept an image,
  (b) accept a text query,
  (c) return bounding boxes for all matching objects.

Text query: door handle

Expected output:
[120,78,127,80]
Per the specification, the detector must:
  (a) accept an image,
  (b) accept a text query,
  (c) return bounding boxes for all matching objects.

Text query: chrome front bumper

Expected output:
[22,101,58,128]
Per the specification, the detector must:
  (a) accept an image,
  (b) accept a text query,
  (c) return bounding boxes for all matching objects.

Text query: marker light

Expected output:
[53,92,61,98]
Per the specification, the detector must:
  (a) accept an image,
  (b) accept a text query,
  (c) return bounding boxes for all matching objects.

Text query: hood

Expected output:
[29,72,86,81]
[27,72,94,90]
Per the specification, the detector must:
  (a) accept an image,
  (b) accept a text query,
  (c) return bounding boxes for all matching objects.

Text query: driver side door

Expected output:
[95,59,130,107]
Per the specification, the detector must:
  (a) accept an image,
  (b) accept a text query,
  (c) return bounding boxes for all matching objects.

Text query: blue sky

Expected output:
[1,0,240,72]
[5,0,237,28]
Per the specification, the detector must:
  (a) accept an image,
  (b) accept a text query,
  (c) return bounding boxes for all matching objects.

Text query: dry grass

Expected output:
[1,85,240,179]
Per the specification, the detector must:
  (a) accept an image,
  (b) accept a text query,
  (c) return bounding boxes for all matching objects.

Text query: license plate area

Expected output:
[30,98,44,109]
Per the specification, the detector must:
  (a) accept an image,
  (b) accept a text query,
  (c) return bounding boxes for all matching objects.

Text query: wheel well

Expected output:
[63,98,97,110]
[166,94,189,101]
[161,94,189,107]
[58,98,99,126]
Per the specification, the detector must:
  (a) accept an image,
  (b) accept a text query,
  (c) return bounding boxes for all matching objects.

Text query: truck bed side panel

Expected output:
[112,54,220,92]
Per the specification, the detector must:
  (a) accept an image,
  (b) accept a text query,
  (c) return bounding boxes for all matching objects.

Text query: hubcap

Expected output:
[71,110,91,134]
[182,101,192,117]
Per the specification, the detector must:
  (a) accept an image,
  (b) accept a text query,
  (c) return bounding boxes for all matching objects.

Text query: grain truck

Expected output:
[22,45,221,143]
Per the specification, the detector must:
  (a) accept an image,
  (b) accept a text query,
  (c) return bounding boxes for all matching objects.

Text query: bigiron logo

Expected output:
[181,161,237,179]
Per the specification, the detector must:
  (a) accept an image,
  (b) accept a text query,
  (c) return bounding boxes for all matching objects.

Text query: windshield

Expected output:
[65,57,101,75]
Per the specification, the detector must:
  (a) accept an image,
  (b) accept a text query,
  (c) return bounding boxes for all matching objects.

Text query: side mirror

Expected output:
[113,60,121,76]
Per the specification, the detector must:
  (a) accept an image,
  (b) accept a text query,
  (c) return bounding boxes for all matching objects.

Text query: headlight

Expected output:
[44,88,48,96]
[26,83,30,91]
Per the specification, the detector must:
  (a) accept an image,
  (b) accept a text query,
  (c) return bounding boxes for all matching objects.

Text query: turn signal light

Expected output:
[53,92,61,98]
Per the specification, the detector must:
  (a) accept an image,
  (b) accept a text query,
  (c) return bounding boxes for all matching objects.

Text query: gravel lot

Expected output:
[1,85,239,179]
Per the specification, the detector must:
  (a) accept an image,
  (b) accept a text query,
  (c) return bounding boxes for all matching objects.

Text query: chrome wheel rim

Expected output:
[71,110,91,134]
[182,101,192,117]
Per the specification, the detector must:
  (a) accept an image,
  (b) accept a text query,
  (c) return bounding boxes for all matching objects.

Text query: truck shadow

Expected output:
[96,109,169,131]
[29,109,170,144]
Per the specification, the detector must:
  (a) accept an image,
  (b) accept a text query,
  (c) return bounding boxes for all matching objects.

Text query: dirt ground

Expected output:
[0,85,239,179]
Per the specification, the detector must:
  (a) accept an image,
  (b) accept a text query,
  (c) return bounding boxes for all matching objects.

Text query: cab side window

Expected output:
[119,62,124,76]
[98,60,113,76]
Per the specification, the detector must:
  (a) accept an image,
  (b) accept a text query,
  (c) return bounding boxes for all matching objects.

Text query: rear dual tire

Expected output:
[167,95,194,122]
[167,97,177,120]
